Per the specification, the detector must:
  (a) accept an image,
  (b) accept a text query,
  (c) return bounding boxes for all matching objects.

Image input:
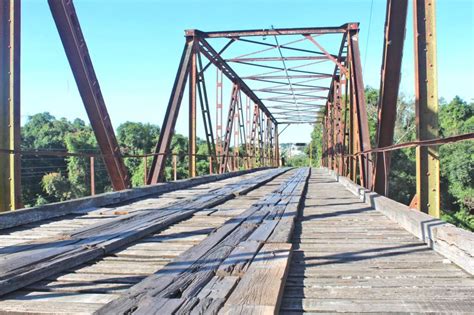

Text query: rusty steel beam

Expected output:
[148,40,194,183]
[0,0,21,211]
[188,41,197,178]
[274,124,280,166]
[219,85,239,174]
[215,68,224,171]
[373,0,408,195]
[242,74,332,80]
[334,78,344,173]
[413,0,440,217]
[304,35,348,75]
[48,0,130,190]
[227,56,331,63]
[250,104,259,167]
[187,24,354,38]
[197,53,217,170]
[255,87,330,92]
[348,29,373,189]
[236,37,327,57]
[198,38,276,124]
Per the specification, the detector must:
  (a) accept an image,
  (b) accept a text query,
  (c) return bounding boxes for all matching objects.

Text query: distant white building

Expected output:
[281,143,307,158]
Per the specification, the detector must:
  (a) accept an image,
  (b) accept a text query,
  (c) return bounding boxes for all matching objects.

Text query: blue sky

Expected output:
[21,0,474,143]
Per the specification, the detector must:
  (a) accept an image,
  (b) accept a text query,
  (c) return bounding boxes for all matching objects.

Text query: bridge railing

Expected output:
[0,148,279,209]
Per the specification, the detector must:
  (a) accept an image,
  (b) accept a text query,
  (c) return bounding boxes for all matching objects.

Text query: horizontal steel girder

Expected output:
[186,24,358,38]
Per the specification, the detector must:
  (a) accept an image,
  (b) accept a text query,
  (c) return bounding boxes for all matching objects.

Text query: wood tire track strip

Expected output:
[97,168,311,314]
[0,168,289,297]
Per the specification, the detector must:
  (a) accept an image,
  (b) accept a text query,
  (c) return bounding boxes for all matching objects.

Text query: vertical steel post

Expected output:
[216,68,223,172]
[189,40,197,178]
[0,0,21,211]
[173,154,177,181]
[209,156,213,174]
[90,156,95,196]
[335,79,344,175]
[327,101,334,170]
[196,53,217,171]
[219,84,239,174]
[245,96,251,168]
[250,104,259,167]
[48,0,130,190]
[374,0,408,195]
[143,156,147,186]
[348,64,356,181]
[348,29,373,189]
[233,90,240,171]
[342,77,349,177]
[275,123,280,167]
[413,0,440,217]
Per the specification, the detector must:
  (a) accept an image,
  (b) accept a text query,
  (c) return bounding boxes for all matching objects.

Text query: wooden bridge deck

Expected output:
[0,168,472,314]
[280,169,474,313]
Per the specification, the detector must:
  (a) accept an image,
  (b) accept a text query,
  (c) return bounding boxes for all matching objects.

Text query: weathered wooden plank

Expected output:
[96,169,308,314]
[0,169,287,297]
[0,168,271,230]
[0,301,103,314]
[247,220,279,242]
[183,276,239,314]
[279,168,474,314]
[284,276,474,288]
[216,240,261,277]
[267,218,295,243]
[283,286,474,300]
[26,280,131,294]
[221,243,292,314]
[280,298,474,313]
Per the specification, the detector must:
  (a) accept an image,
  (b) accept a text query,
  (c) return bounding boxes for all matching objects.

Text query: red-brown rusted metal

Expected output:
[148,39,194,184]
[189,40,197,178]
[215,68,224,172]
[348,29,373,189]
[48,0,130,191]
[186,25,353,38]
[197,53,217,170]
[373,0,408,196]
[197,38,276,124]
[219,84,239,174]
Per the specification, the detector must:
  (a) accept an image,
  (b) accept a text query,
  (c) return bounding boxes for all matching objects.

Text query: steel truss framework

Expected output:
[147,23,371,183]
[0,0,441,218]
[323,0,440,217]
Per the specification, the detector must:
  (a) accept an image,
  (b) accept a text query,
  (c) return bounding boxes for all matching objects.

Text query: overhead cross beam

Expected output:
[187,24,354,38]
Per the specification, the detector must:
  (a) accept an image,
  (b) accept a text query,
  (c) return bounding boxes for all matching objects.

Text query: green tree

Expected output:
[307,124,323,167]
[41,172,71,201]
[438,97,474,230]
[21,113,71,205]
[117,122,160,187]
